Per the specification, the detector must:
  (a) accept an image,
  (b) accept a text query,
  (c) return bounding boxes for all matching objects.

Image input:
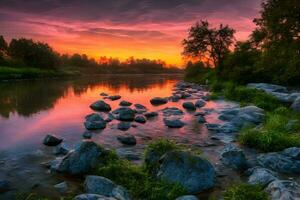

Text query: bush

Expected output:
[223,183,269,200]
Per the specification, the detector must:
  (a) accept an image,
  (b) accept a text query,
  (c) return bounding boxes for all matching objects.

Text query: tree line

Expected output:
[0,36,181,74]
[183,0,300,85]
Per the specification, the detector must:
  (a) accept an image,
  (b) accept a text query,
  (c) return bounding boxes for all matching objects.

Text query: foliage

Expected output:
[182,20,235,68]
[0,35,8,51]
[184,61,216,84]
[223,183,269,200]
[239,107,300,152]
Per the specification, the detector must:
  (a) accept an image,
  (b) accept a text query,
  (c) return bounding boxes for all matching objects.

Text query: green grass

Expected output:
[239,107,300,152]
[16,193,72,200]
[223,183,269,200]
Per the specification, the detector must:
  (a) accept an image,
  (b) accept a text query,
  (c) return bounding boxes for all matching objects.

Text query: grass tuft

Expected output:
[223,183,269,200]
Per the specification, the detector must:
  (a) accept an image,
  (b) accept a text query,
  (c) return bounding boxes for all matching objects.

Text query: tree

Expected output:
[182,21,235,68]
[0,35,8,51]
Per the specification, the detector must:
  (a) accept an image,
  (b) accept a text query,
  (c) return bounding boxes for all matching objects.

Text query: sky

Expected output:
[0,0,262,66]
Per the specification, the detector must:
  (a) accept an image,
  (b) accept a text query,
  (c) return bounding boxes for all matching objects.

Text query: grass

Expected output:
[94,139,187,200]
[16,193,72,200]
[223,183,269,200]
[239,107,300,152]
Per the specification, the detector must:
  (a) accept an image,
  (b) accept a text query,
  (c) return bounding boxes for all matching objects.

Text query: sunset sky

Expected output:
[0,0,262,66]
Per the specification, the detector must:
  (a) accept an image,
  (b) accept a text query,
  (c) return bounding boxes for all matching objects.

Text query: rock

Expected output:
[247,167,277,187]
[163,118,185,128]
[257,152,300,174]
[100,92,109,97]
[75,194,117,200]
[157,150,215,193]
[119,101,132,106]
[84,120,106,130]
[134,115,146,123]
[197,115,206,123]
[82,131,92,139]
[218,113,236,121]
[218,123,239,133]
[220,144,248,170]
[84,176,130,200]
[162,107,184,116]
[195,99,206,108]
[0,180,10,193]
[247,83,288,93]
[54,181,68,193]
[117,122,131,131]
[175,195,199,200]
[170,95,180,102]
[282,147,300,160]
[266,180,300,200]
[194,112,205,116]
[150,97,168,105]
[108,95,121,101]
[134,104,147,110]
[144,112,158,118]
[90,100,111,112]
[238,106,265,125]
[117,134,137,145]
[182,102,196,111]
[85,113,103,122]
[53,143,69,155]
[205,123,221,131]
[56,141,104,174]
[116,148,141,161]
[291,97,300,112]
[43,134,63,146]
[113,107,135,121]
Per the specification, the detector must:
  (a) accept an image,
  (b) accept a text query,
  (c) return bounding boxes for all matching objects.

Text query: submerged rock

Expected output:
[134,115,146,123]
[220,144,248,170]
[117,122,131,131]
[117,134,137,145]
[197,115,206,123]
[134,104,147,110]
[100,92,109,97]
[43,134,63,146]
[162,107,184,116]
[56,141,104,175]
[108,95,121,101]
[150,97,168,105]
[119,101,132,107]
[84,120,106,130]
[90,100,111,112]
[157,150,215,193]
[113,107,136,121]
[82,131,92,139]
[195,99,206,108]
[182,102,196,111]
[144,112,158,118]
[163,118,185,128]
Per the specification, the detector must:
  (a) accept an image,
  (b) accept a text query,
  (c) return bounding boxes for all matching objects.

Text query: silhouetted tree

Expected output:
[0,35,8,51]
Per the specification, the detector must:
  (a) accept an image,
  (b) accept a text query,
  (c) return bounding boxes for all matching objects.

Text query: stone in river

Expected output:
[220,144,248,170]
[113,107,136,121]
[82,131,92,139]
[119,101,132,107]
[100,92,109,97]
[84,120,106,130]
[182,102,196,111]
[134,104,147,110]
[163,118,185,128]
[150,97,168,105]
[53,143,69,155]
[162,107,184,116]
[54,181,68,193]
[90,100,111,112]
[117,134,137,145]
[197,115,206,123]
[195,99,206,108]
[134,115,146,123]
[117,122,131,131]
[43,134,63,146]
[144,112,158,118]
[108,95,121,101]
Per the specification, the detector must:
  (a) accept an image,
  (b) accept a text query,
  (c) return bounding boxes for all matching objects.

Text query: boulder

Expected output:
[220,144,248,170]
[117,122,131,131]
[182,102,196,111]
[53,143,69,155]
[247,167,277,187]
[266,180,300,200]
[85,113,103,122]
[175,195,199,200]
[195,99,206,108]
[108,95,121,101]
[291,97,300,112]
[162,107,184,116]
[163,118,185,128]
[56,141,104,174]
[157,151,215,193]
[90,100,111,112]
[282,147,300,160]
[247,83,288,93]
[54,181,68,193]
[238,106,265,125]
[119,101,132,107]
[75,194,117,200]
[117,134,137,145]
[43,134,62,146]
[150,97,168,105]
[134,115,146,123]
[144,112,158,118]
[113,107,135,121]
[197,116,206,123]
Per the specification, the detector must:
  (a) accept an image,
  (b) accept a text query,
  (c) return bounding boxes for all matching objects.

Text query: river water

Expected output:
[0,75,244,199]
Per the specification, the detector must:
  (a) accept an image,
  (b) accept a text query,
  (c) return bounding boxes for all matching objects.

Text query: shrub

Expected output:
[223,183,269,200]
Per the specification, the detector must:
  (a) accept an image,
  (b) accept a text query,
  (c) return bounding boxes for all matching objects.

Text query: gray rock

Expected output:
[247,83,288,93]
[112,185,131,200]
[85,113,103,122]
[90,100,111,112]
[113,107,135,121]
[134,104,147,110]
[195,99,206,108]
[54,181,68,193]
[218,123,239,133]
[291,97,300,112]
[175,195,199,200]
[247,167,277,187]
[0,180,10,193]
[162,107,184,116]
[258,152,300,174]
[56,141,104,174]
[100,92,109,97]
[82,132,92,139]
[53,143,69,155]
[205,123,221,131]
[220,144,248,170]
[150,97,168,105]
[144,112,158,118]
[182,102,196,111]
[197,115,206,123]
[157,150,215,193]
[75,194,117,200]
[117,134,137,145]
[108,95,121,101]
[84,120,106,130]
[117,122,131,131]
[84,176,116,197]
[134,116,146,123]
[163,118,185,128]
[266,180,300,200]
[170,95,181,102]
[282,147,300,160]
[239,106,265,124]
[43,134,63,146]
[119,101,132,106]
